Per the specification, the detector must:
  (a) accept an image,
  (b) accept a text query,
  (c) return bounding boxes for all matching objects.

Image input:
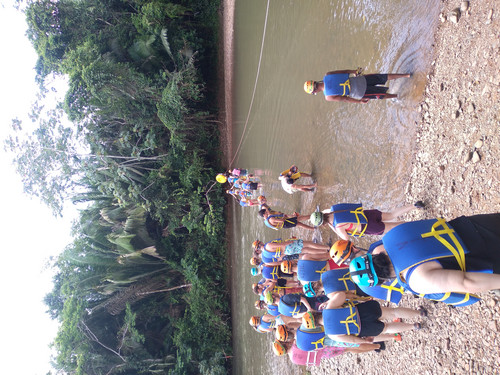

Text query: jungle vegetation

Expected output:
[6,0,230,374]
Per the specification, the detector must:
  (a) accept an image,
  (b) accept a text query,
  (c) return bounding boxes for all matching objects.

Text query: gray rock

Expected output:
[472,151,481,163]
[460,1,469,12]
[474,140,483,149]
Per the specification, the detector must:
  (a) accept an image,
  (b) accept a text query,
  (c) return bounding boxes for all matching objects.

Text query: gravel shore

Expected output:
[313,1,500,374]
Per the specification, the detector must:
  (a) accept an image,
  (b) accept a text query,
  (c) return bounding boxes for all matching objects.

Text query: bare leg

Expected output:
[380,306,420,320]
[298,252,330,261]
[381,205,416,222]
[346,343,380,353]
[387,73,411,80]
[302,241,330,251]
[297,222,315,231]
[300,172,312,178]
[382,221,405,234]
[381,322,417,334]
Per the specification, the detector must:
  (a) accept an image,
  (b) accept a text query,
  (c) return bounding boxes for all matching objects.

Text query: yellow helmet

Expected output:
[280,260,293,274]
[302,311,316,330]
[272,340,287,356]
[304,80,316,94]
[275,325,288,341]
[216,173,227,183]
[249,316,260,327]
[330,240,353,265]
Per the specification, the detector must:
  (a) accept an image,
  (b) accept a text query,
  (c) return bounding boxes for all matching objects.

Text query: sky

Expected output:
[0,2,76,374]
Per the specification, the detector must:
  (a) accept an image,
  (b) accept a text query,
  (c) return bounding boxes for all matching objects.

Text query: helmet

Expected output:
[275,325,288,341]
[310,212,324,226]
[249,316,260,327]
[257,195,266,203]
[280,260,293,274]
[349,254,379,286]
[250,257,261,266]
[272,340,286,356]
[302,311,316,329]
[330,240,353,265]
[216,174,227,183]
[302,282,316,297]
[252,240,263,250]
[228,177,238,183]
[250,267,259,276]
[304,80,316,94]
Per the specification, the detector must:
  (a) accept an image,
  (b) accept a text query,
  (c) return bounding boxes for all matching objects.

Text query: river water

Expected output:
[228,1,442,374]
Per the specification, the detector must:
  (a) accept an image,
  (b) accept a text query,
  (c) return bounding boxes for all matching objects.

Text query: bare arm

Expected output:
[325,69,357,75]
[329,223,350,241]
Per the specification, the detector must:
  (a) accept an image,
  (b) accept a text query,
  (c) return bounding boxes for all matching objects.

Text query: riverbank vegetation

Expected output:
[6,0,230,374]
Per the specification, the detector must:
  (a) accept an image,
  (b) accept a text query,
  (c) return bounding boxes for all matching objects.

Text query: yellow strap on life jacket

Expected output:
[381,279,405,301]
[311,336,325,350]
[270,266,280,279]
[340,302,360,335]
[346,207,368,237]
[290,303,302,317]
[315,264,328,275]
[420,218,466,271]
[340,79,351,96]
[339,270,352,291]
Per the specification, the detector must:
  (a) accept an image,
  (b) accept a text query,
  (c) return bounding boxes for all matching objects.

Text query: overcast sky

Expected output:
[0,2,76,374]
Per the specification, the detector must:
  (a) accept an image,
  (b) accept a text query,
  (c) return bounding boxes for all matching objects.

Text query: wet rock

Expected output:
[485,9,493,24]
[449,8,461,23]
[472,151,481,163]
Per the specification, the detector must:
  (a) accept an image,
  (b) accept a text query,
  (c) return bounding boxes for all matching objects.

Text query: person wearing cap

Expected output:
[279,165,316,194]
[303,69,410,103]
[349,213,500,306]
[317,291,426,344]
[309,202,424,240]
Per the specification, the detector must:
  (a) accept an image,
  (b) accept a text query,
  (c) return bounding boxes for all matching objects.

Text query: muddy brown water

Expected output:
[228,1,442,374]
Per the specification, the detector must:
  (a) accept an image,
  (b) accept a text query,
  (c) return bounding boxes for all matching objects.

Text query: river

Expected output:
[228,1,442,374]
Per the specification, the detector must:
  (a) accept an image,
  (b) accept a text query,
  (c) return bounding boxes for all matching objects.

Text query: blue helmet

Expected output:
[349,254,378,286]
[251,267,259,276]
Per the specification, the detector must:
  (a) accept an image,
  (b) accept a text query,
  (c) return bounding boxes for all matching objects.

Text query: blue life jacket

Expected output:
[267,304,280,316]
[257,319,275,331]
[264,213,285,230]
[261,249,280,264]
[297,260,328,282]
[331,203,368,237]
[321,268,356,294]
[262,265,280,280]
[323,73,351,96]
[383,218,484,307]
[296,327,325,351]
[278,294,303,317]
[323,303,360,336]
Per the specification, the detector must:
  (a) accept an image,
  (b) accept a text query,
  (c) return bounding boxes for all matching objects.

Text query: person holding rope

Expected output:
[304,68,410,103]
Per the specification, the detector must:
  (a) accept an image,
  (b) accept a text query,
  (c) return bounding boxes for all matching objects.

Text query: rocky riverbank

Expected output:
[312,1,500,374]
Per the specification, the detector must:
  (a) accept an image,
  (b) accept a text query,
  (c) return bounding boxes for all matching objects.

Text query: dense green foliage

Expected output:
[7,0,232,374]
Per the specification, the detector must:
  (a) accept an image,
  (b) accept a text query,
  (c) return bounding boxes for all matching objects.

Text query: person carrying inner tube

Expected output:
[279,165,316,194]
[304,68,410,103]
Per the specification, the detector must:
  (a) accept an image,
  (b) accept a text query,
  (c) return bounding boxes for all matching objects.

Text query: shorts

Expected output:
[284,239,304,255]
[282,217,298,229]
[363,74,389,99]
[357,300,385,337]
[363,209,385,235]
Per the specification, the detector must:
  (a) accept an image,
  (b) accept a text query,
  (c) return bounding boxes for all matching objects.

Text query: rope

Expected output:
[228,0,271,168]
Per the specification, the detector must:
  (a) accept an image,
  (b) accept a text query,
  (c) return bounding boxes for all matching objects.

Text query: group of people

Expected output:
[219,68,500,368]
[239,169,500,366]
